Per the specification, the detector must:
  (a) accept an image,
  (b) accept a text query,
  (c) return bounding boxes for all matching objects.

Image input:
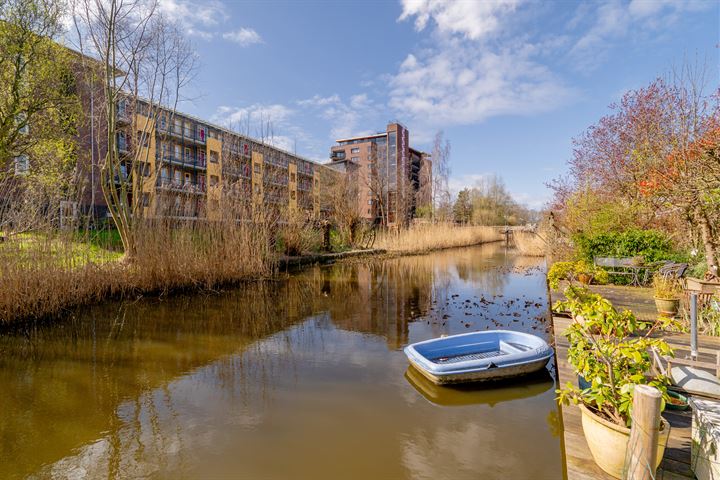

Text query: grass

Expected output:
[374,223,502,254]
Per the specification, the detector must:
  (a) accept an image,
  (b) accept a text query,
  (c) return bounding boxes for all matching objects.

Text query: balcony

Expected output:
[161,154,206,171]
[264,177,289,188]
[116,107,131,125]
[157,178,206,195]
[117,140,130,155]
[157,123,206,146]
[224,164,251,178]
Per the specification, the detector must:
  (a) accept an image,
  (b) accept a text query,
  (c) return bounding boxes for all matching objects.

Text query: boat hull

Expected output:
[408,355,551,385]
[404,330,554,385]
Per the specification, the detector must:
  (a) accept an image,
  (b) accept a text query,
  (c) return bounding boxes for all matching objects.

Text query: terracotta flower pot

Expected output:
[654,297,679,317]
[577,273,593,285]
[580,404,669,479]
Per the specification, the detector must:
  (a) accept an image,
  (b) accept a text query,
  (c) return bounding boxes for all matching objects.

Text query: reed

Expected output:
[374,223,502,254]
[0,215,277,324]
[513,230,547,257]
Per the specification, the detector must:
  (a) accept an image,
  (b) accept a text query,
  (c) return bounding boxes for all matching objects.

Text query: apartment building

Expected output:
[328,123,431,225]
[80,96,336,223]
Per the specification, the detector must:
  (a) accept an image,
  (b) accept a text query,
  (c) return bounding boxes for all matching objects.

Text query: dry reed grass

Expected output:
[374,223,502,254]
[513,230,547,257]
[0,217,276,323]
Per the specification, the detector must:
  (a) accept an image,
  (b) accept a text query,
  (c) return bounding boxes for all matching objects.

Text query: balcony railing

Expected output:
[157,123,206,145]
[224,164,251,178]
[161,154,206,170]
[264,157,288,169]
[157,178,206,194]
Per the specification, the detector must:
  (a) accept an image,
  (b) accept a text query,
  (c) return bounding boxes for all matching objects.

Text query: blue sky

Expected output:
[159,0,719,208]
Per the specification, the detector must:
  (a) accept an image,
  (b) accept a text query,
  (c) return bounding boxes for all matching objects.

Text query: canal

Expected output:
[0,243,564,479]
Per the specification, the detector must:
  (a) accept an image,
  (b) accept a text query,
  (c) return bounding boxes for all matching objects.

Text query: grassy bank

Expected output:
[374,224,502,254]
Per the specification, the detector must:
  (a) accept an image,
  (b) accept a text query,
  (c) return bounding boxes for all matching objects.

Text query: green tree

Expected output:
[0,0,81,234]
[453,188,472,224]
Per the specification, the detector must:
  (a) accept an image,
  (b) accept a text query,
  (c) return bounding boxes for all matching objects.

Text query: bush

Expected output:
[554,285,675,427]
[574,229,675,264]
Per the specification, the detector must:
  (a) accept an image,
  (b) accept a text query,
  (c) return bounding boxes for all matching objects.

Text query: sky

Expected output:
[152,0,718,209]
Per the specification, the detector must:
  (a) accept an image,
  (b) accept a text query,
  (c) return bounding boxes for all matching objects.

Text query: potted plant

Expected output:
[548,261,609,290]
[554,287,675,478]
[653,274,682,317]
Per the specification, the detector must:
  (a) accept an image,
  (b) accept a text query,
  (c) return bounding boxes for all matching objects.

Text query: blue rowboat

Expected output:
[403,330,554,385]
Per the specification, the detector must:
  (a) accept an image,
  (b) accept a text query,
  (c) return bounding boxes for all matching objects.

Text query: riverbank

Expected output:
[0,223,504,325]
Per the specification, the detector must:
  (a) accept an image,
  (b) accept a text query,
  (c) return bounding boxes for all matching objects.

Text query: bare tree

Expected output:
[72,0,196,258]
[326,163,361,246]
[431,131,451,222]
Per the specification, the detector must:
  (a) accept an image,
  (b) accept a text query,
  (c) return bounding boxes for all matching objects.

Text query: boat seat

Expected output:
[499,340,530,355]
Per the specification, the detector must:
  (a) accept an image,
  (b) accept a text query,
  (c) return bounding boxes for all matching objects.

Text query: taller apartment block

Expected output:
[328,123,431,225]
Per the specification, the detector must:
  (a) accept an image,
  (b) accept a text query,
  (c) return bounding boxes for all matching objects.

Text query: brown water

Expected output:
[0,243,565,479]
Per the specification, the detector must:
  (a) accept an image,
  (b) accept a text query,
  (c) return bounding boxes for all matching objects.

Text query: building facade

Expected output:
[82,97,337,223]
[328,123,431,225]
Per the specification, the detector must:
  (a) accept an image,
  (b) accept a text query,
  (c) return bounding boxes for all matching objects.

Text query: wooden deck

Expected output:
[550,284,720,480]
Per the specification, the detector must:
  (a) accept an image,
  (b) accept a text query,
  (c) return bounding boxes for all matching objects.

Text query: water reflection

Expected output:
[404,365,554,407]
[0,243,562,479]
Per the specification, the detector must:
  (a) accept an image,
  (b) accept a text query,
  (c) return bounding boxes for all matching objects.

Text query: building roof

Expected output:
[335,132,386,144]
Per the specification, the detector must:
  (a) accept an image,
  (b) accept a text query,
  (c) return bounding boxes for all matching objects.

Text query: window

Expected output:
[290,173,296,183]
[210,151,219,163]
[368,199,373,205]
[142,193,150,207]
[117,131,128,152]
[350,147,360,154]
[142,162,151,177]
[367,146,372,153]
[185,147,192,162]
[17,113,28,135]
[254,163,261,173]
[351,157,359,162]
[161,167,170,180]
[14,155,29,175]
[254,184,260,194]
[210,175,219,187]
[117,99,127,117]
[290,190,296,200]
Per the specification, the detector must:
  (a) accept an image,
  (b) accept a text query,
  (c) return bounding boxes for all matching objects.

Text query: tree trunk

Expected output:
[695,205,719,278]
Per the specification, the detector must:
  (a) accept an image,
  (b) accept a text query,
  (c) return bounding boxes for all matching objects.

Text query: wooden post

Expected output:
[625,385,662,480]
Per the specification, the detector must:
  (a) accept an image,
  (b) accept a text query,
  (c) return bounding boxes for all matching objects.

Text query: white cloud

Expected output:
[222,28,263,47]
[448,173,491,196]
[213,103,294,133]
[398,0,523,40]
[297,93,381,141]
[158,0,228,39]
[388,37,577,130]
[568,0,716,71]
